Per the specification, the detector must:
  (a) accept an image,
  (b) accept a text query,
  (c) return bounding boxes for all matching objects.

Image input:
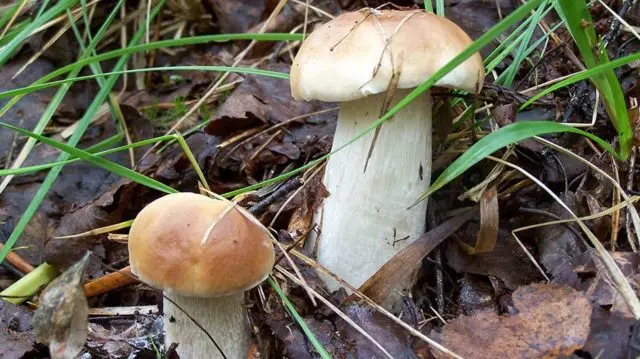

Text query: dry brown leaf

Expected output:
[358,206,478,304]
[437,283,592,359]
[33,252,91,359]
[471,185,498,254]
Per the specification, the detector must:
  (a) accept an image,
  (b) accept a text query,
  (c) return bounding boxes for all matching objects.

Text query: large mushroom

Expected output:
[290,9,484,297]
[128,192,275,359]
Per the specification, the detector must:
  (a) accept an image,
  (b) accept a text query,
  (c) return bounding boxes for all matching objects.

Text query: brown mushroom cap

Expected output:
[290,9,485,102]
[128,192,275,297]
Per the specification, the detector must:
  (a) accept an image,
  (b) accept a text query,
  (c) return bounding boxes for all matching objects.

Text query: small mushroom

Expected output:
[128,192,275,359]
[290,9,485,301]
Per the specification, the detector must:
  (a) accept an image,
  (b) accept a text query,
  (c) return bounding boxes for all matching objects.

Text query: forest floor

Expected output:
[1,0,640,358]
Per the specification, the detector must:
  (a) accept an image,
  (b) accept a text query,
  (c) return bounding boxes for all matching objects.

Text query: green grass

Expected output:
[0,0,126,196]
[0,0,636,353]
[0,0,635,307]
[555,0,632,158]
[0,0,170,264]
[414,121,621,204]
[268,277,331,359]
[0,0,81,66]
[0,66,288,99]
[0,122,177,193]
[521,50,640,108]
[497,0,551,87]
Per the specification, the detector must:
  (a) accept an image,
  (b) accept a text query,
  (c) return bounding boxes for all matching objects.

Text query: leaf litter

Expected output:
[1,0,640,358]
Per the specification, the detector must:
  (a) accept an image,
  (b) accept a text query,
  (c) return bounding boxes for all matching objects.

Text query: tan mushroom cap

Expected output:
[128,192,275,297]
[290,9,485,102]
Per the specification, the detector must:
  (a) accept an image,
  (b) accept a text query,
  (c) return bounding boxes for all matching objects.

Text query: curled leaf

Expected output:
[33,252,91,359]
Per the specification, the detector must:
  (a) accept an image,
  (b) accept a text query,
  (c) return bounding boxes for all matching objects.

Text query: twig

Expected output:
[84,266,138,297]
[249,177,303,215]
[0,242,35,274]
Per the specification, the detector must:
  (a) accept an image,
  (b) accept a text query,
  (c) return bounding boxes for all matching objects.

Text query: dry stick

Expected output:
[84,266,138,297]
[271,238,317,307]
[611,152,622,250]
[290,0,335,19]
[487,155,640,318]
[0,0,29,40]
[0,242,35,274]
[138,0,290,163]
[627,147,638,251]
[287,249,463,359]
[13,12,80,79]
[268,163,325,227]
[221,107,338,160]
[599,0,640,43]
[88,305,159,316]
[275,265,396,359]
[519,71,581,94]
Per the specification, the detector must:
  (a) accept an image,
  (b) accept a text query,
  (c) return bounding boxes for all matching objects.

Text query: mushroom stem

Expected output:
[163,292,250,359]
[309,88,432,302]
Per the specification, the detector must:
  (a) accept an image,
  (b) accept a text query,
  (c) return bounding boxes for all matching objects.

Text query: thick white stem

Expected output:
[163,292,250,359]
[310,88,432,300]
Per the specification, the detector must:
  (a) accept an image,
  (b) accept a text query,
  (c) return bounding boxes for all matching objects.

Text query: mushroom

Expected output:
[290,9,484,298]
[127,192,275,359]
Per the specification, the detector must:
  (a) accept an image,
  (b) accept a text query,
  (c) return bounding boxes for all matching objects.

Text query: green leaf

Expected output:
[414,121,620,204]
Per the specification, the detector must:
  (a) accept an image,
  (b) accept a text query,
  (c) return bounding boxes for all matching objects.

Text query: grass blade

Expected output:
[267,277,331,359]
[220,0,547,199]
[435,0,445,16]
[0,0,80,66]
[0,135,177,177]
[414,121,620,204]
[498,0,549,87]
[0,121,177,193]
[521,51,640,108]
[555,0,632,159]
[0,66,288,99]
[0,0,169,265]
[0,0,126,195]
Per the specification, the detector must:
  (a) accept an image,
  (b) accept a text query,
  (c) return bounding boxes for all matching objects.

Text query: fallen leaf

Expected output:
[437,283,592,358]
[204,63,335,186]
[358,206,478,305]
[33,252,91,359]
[458,274,499,316]
[336,304,415,359]
[445,226,543,290]
[204,0,267,34]
[45,178,137,277]
[582,307,634,359]
[471,185,499,254]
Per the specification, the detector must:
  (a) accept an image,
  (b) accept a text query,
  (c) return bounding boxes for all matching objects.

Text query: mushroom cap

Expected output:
[290,9,485,102]
[128,192,275,297]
